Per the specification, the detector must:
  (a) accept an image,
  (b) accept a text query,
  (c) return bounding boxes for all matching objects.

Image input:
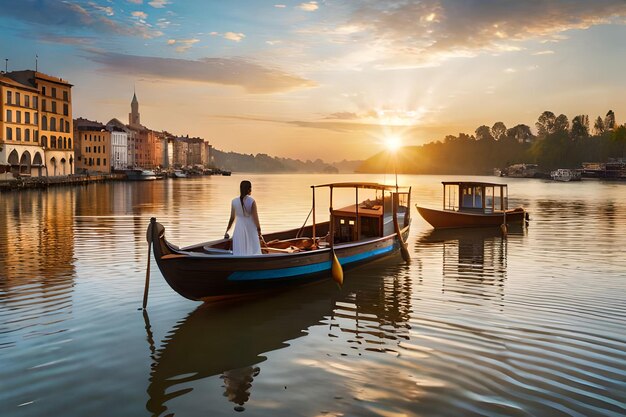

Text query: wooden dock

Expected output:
[0,174,126,192]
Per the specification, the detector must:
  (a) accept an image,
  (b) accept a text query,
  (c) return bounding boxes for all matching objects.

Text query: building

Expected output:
[105,118,129,170]
[74,117,111,173]
[1,70,74,179]
[126,92,161,169]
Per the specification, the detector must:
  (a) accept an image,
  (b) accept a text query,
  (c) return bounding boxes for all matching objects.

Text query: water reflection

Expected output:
[0,190,76,346]
[145,259,412,415]
[419,226,525,302]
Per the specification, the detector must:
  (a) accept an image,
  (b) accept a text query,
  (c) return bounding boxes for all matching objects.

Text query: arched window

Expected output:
[51,136,57,148]
[65,121,69,132]
[41,135,48,148]
[63,137,67,149]
[50,117,57,132]
[42,115,48,130]
[68,138,72,149]
[60,119,65,133]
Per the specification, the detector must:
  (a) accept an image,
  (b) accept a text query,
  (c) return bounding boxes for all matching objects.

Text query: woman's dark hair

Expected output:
[239,180,252,215]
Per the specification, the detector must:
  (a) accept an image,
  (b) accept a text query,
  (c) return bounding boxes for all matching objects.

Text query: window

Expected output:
[65,121,69,132]
[68,138,72,148]
[5,127,12,140]
[16,111,21,123]
[25,129,30,142]
[6,109,12,122]
[16,128,21,141]
[42,99,46,112]
[63,103,68,116]
[103,158,106,166]
[60,119,64,133]
[6,91,11,104]
[41,135,47,147]
[42,86,46,96]
[51,101,57,113]
[51,136,57,148]
[15,92,20,106]
[63,91,68,101]
[33,96,38,109]
[25,112,30,124]
[97,158,101,166]
[34,113,39,125]
[25,95,30,108]
[34,131,39,142]
[52,87,57,98]
[43,114,49,129]
[63,137,67,148]
[50,117,56,131]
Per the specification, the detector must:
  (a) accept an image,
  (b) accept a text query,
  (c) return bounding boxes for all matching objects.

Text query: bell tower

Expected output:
[129,90,140,127]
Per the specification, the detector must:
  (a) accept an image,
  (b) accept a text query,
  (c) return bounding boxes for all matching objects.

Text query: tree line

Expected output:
[358,110,626,174]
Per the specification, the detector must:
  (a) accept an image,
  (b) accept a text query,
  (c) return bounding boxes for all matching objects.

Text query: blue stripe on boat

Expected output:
[227,244,395,281]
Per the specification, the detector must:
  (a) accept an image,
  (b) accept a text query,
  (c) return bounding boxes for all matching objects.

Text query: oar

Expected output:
[500,210,508,237]
[331,248,343,286]
[143,218,154,310]
[393,193,411,263]
[328,188,343,286]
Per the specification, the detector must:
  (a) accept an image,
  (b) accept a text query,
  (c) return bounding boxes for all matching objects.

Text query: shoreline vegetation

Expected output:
[358,111,626,175]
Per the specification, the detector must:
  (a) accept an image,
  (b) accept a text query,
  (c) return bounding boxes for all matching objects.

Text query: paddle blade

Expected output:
[331,252,343,286]
[400,244,411,263]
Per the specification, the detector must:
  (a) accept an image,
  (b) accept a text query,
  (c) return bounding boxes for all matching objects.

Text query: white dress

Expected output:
[232,195,262,256]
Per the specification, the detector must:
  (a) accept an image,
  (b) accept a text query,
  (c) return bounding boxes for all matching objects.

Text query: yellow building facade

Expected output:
[74,118,111,174]
[0,70,74,179]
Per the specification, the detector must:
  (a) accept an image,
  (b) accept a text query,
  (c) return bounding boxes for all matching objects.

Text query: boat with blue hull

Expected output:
[147,182,411,302]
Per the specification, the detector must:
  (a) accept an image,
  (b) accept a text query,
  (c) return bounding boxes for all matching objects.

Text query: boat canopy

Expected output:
[312,182,411,193]
[442,181,508,213]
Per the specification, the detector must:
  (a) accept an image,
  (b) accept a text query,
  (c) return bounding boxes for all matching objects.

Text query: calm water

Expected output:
[1,174,626,417]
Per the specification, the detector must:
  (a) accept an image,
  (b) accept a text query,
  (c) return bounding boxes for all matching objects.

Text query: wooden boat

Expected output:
[550,168,581,182]
[416,181,527,229]
[147,182,411,302]
[126,169,157,181]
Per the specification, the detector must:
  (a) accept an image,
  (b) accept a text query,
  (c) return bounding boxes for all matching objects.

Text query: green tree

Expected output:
[605,110,616,130]
[491,122,507,140]
[536,111,556,136]
[507,124,533,143]
[571,115,590,139]
[475,125,494,141]
[554,114,569,133]
[593,116,605,135]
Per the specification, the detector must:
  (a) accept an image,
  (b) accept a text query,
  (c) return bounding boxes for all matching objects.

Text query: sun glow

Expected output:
[385,135,402,152]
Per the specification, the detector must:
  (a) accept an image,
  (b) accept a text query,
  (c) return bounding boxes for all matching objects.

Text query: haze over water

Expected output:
[1,174,626,417]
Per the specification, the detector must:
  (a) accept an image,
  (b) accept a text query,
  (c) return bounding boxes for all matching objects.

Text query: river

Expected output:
[1,174,625,417]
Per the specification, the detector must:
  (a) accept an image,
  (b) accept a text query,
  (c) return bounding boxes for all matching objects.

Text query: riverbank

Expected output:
[0,173,126,192]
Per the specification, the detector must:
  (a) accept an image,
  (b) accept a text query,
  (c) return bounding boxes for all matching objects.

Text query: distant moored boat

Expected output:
[416,181,528,229]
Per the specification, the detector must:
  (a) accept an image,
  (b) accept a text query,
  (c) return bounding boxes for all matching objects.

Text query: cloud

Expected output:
[148,0,170,8]
[37,34,95,45]
[86,51,317,93]
[533,50,555,55]
[324,112,359,120]
[338,0,626,67]
[0,0,161,39]
[167,38,200,52]
[128,0,143,3]
[274,4,286,8]
[298,2,319,12]
[223,32,246,42]
[89,2,114,16]
[131,11,148,19]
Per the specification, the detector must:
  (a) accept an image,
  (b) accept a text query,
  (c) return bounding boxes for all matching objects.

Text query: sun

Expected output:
[385,135,402,152]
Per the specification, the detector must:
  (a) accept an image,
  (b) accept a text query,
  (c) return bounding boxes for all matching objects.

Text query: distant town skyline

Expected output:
[1,0,625,160]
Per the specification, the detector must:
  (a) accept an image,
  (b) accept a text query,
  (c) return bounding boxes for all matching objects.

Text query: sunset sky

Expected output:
[1,0,625,160]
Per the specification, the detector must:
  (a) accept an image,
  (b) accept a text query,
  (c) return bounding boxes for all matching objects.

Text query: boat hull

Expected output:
[150,221,409,301]
[416,205,526,229]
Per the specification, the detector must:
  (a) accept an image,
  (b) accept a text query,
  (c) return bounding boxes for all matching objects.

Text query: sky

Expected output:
[1,0,625,161]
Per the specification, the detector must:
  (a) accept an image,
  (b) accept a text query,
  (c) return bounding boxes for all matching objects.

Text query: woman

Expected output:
[224,180,263,255]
